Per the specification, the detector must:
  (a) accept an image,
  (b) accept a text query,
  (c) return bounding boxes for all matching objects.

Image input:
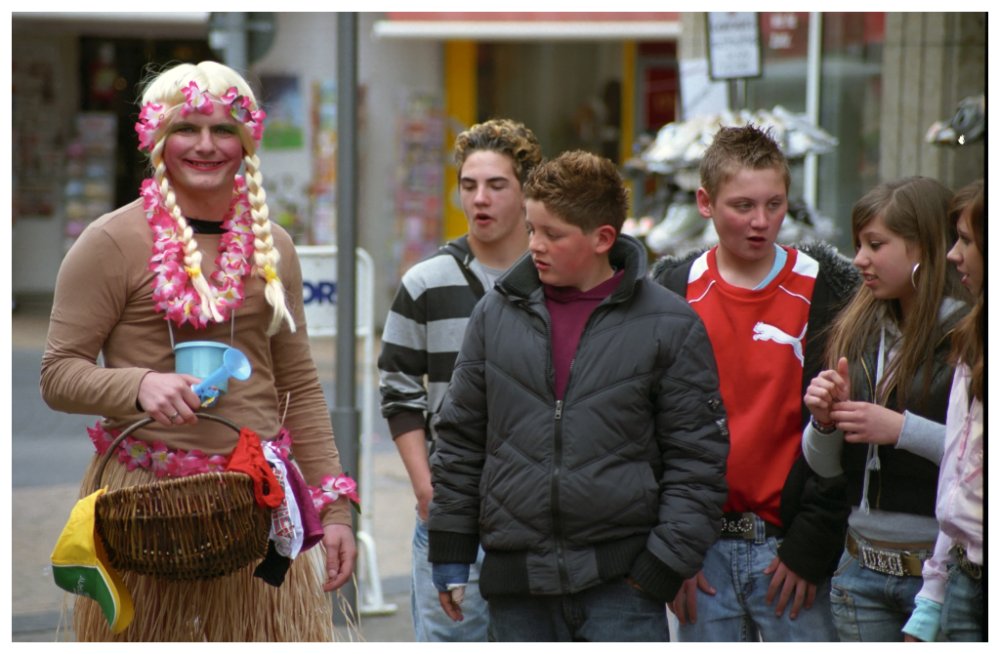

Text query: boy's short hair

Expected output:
[700,124,791,201]
[454,118,543,186]
[523,150,629,234]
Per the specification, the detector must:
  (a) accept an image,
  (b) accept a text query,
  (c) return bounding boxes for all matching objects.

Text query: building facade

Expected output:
[11,12,986,324]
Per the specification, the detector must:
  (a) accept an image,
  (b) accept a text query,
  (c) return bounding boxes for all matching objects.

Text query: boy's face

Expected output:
[525,200,615,291]
[697,167,788,267]
[459,150,527,250]
[164,103,245,206]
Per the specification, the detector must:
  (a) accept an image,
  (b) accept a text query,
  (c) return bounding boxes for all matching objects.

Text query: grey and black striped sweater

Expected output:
[378,236,486,441]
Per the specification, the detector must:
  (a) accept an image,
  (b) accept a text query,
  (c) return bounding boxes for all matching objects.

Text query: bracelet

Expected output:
[811,416,837,434]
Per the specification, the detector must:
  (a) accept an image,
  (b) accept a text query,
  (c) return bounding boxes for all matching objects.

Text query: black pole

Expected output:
[332,11,359,620]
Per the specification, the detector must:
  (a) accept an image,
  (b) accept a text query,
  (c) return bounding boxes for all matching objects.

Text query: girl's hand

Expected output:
[137,371,203,426]
[831,401,905,446]
[804,357,851,425]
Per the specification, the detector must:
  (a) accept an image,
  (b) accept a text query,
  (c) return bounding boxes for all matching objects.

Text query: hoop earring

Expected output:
[911,263,920,290]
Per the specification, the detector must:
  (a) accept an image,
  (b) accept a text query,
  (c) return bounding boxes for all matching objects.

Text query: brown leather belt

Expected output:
[846,531,931,577]
[954,545,982,580]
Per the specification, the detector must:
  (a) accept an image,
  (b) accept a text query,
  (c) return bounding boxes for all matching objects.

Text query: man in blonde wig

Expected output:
[42,61,356,641]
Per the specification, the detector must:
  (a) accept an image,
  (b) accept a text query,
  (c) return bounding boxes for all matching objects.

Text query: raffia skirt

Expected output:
[70,453,344,642]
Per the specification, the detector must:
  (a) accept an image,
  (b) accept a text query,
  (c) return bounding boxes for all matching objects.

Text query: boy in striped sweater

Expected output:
[377,118,542,641]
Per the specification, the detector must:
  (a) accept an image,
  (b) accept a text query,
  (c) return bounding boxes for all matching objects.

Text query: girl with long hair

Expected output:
[801,176,967,641]
[902,179,985,641]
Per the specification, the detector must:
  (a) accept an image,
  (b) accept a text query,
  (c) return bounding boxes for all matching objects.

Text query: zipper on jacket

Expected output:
[858,355,883,508]
[550,399,570,590]
[545,293,617,592]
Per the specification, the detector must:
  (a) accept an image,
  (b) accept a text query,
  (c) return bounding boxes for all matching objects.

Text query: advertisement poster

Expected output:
[393,91,445,283]
[260,74,305,150]
[309,79,338,245]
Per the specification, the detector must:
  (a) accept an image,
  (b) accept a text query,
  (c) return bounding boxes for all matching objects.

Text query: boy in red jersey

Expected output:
[652,124,858,641]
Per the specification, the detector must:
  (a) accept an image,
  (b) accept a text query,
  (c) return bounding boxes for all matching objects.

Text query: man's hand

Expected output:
[438,588,465,622]
[137,371,202,426]
[669,570,715,625]
[322,523,357,592]
[393,429,433,519]
[432,562,470,622]
[415,481,433,522]
[764,557,816,619]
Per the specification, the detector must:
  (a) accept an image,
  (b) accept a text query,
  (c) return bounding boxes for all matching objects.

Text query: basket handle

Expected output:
[89,412,241,494]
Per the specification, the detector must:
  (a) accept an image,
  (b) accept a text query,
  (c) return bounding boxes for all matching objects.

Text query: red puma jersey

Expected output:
[687,246,818,526]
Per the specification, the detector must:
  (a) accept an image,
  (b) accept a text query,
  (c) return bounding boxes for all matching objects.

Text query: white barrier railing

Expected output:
[297,245,397,616]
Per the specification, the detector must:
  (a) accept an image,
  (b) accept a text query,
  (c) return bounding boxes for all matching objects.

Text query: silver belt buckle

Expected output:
[722,514,755,539]
[859,544,905,576]
[954,546,983,580]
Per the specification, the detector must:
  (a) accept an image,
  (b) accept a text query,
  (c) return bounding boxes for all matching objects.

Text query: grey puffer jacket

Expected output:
[428,235,729,603]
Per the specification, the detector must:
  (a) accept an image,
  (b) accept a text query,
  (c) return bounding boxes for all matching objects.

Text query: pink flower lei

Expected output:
[142,176,255,329]
[134,82,266,152]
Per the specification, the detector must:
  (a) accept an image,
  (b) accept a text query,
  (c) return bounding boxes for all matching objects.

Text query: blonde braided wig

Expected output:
[138,61,295,334]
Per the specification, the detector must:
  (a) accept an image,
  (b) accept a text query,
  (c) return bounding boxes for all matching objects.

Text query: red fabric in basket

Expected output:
[225,428,285,509]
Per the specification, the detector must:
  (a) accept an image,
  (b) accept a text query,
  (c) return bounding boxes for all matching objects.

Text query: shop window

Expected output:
[78,38,215,210]
[743,12,883,252]
[475,41,626,161]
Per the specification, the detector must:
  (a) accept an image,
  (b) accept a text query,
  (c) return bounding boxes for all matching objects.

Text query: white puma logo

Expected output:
[752,321,807,366]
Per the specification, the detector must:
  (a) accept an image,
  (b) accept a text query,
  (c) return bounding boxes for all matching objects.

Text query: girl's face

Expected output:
[947,207,984,296]
[163,103,244,208]
[853,213,922,311]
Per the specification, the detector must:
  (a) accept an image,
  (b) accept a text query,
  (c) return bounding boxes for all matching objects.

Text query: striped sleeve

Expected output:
[377,253,482,438]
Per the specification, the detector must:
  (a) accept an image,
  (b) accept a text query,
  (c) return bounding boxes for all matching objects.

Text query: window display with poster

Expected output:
[309,79,338,246]
[261,74,305,150]
[392,92,445,290]
[63,113,117,252]
[12,42,64,220]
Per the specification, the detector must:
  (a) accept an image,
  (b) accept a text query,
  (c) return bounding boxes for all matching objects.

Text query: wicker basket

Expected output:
[90,414,271,581]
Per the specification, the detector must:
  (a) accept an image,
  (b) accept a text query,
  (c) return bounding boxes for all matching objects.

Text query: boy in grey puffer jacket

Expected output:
[428,150,729,642]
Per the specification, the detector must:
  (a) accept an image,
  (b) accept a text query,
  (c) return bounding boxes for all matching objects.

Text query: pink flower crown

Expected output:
[135,81,266,152]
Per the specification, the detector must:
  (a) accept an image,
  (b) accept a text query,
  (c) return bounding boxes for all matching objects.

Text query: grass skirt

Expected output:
[71,453,341,641]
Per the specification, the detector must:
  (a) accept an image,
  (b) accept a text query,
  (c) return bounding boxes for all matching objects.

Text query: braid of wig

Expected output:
[244,152,296,335]
[150,138,224,323]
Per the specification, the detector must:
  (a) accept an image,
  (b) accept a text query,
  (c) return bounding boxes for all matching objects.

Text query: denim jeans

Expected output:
[675,536,838,641]
[487,578,669,642]
[829,549,925,641]
[940,562,984,641]
[411,513,489,641]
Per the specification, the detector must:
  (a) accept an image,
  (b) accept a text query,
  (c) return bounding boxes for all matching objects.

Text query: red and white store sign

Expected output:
[375,12,682,40]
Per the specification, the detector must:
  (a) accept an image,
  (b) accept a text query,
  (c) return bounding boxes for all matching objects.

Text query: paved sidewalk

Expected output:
[9,304,418,642]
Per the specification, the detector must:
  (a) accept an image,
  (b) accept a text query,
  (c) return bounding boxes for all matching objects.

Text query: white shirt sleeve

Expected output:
[801,421,845,477]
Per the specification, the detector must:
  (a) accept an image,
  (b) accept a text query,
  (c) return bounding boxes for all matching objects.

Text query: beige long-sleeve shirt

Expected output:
[41,198,350,526]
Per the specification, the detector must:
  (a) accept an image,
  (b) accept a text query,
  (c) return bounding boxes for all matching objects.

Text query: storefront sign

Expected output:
[706,12,762,80]
[296,245,374,338]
